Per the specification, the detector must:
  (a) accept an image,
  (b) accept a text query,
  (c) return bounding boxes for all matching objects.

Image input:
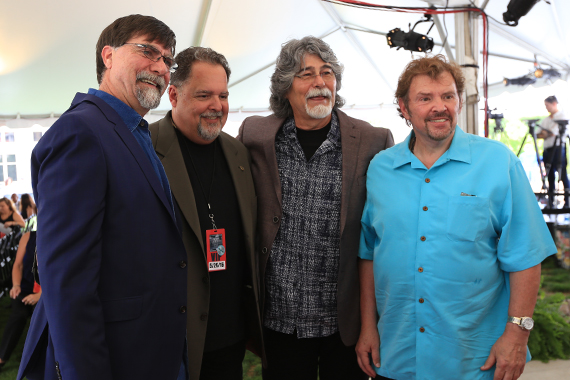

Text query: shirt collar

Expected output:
[88,88,144,131]
[392,126,472,169]
[282,111,341,148]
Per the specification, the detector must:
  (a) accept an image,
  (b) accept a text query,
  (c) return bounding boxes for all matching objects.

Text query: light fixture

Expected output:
[503,0,541,27]
[540,69,562,80]
[503,75,537,86]
[387,28,434,53]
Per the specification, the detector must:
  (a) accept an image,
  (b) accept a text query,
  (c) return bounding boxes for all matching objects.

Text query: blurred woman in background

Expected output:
[19,194,36,220]
[0,197,25,229]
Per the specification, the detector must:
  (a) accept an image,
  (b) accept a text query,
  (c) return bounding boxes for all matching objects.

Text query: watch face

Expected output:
[522,318,534,330]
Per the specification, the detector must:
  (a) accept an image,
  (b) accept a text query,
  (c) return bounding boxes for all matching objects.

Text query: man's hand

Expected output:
[356,325,380,378]
[481,324,529,380]
[22,293,41,306]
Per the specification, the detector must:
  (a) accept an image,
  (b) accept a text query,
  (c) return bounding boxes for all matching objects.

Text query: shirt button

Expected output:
[425,178,430,183]
[200,313,208,321]
[419,298,425,303]
[273,216,279,223]
[262,247,268,254]
[420,327,425,333]
[179,306,187,314]
[418,267,424,273]
[423,206,428,211]
[179,261,187,268]
[420,236,426,241]
[239,165,244,171]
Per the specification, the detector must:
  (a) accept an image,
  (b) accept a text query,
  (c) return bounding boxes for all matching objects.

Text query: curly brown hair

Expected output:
[395,55,465,120]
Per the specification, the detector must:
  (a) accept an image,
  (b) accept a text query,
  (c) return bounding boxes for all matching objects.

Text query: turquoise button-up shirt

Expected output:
[359,127,556,380]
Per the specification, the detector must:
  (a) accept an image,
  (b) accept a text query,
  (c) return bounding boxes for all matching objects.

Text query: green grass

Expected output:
[0,295,30,380]
[242,350,262,379]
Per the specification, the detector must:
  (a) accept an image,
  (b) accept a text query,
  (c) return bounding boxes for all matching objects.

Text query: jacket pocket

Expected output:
[101,295,143,322]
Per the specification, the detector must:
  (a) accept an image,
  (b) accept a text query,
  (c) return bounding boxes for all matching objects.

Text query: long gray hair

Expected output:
[270,36,345,119]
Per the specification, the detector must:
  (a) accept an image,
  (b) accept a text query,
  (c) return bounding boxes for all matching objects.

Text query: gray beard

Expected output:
[136,86,162,110]
[197,123,222,141]
[305,103,333,119]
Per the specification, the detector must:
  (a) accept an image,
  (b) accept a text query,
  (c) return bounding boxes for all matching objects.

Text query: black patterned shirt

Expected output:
[264,112,343,338]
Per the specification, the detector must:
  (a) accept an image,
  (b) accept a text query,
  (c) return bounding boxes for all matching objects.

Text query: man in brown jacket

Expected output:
[238,36,394,380]
[150,47,263,380]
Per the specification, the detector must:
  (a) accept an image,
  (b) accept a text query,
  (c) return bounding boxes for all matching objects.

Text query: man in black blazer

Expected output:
[150,47,263,380]
[238,36,394,380]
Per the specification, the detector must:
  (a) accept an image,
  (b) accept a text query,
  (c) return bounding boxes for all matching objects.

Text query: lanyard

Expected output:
[177,126,219,230]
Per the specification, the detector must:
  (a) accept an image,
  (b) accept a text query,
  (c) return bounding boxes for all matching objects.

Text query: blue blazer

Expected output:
[18,93,188,380]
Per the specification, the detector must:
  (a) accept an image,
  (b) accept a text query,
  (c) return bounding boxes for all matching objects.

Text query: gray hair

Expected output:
[270,36,345,119]
[170,47,231,87]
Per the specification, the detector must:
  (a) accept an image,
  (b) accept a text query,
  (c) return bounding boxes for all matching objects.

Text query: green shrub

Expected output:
[528,292,570,362]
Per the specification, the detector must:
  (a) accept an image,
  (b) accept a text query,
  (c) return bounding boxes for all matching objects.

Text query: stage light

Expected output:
[387,28,434,53]
[503,0,541,26]
[503,75,537,86]
[541,69,562,80]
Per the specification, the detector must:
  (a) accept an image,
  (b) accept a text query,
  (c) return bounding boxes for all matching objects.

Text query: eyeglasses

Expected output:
[294,70,335,82]
[122,43,178,73]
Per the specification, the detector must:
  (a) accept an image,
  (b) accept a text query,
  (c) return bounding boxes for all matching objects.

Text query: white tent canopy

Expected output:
[1,0,569,120]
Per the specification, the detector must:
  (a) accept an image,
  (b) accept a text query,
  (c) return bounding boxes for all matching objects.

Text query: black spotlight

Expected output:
[503,0,541,26]
[503,75,537,86]
[387,28,434,53]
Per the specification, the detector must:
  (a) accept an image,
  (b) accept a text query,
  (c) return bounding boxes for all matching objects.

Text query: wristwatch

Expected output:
[507,316,534,331]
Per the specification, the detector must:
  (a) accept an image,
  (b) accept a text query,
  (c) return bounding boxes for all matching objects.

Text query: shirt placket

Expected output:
[415,168,432,377]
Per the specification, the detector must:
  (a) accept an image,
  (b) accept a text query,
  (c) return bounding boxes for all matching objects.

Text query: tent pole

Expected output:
[455,2,479,135]
[193,0,213,47]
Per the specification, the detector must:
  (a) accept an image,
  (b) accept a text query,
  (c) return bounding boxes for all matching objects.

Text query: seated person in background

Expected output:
[0,212,39,372]
[0,197,25,231]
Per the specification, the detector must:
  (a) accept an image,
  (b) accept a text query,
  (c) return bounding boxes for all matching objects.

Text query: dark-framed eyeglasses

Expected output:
[122,43,178,73]
[294,70,335,82]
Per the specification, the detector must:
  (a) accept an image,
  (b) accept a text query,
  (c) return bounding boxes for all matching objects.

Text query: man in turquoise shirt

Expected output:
[356,55,556,380]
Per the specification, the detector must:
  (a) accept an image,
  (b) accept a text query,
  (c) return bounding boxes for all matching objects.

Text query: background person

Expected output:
[0,198,25,231]
[537,95,569,207]
[0,212,38,372]
[19,194,36,220]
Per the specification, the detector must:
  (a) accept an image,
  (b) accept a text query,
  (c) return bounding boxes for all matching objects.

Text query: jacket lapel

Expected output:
[337,110,361,235]
[152,114,204,252]
[262,116,284,206]
[219,134,255,256]
[78,92,177,223]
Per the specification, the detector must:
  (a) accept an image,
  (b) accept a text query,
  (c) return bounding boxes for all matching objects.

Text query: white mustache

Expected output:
[305,87,332,100]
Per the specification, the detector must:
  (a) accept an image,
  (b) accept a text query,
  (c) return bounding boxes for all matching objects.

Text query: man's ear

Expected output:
[101,46,114,70]
[398,98,410,120]
[169,86,178,107]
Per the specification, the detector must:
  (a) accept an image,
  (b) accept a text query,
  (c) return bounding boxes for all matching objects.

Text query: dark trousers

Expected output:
[0,294,34,361]
[200,340,245,380]
[262,328,368,380]
[544,146,570,206]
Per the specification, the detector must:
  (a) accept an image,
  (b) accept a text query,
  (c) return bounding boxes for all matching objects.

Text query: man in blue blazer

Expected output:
[18,15,188,380]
